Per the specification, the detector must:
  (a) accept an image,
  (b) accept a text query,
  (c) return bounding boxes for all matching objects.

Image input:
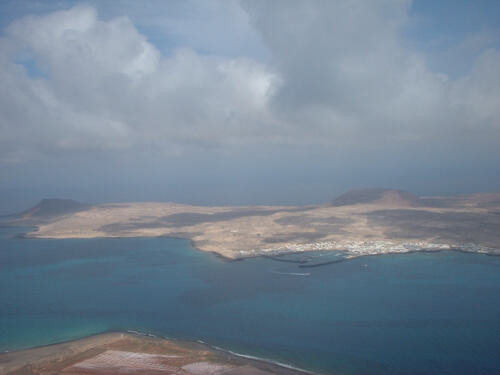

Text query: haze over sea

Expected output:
[1,226,499,375]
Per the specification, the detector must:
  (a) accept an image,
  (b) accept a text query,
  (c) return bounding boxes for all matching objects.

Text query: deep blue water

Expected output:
[0,226,499,374]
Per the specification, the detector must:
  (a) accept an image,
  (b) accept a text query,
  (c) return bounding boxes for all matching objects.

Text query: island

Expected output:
[6,188,500,261]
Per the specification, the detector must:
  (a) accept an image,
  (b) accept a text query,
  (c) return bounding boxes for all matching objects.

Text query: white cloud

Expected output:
[0,4,278,162]
[0,1,499,164]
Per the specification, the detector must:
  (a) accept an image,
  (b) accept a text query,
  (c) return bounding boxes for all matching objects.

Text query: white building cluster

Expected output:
[236,240,499,259]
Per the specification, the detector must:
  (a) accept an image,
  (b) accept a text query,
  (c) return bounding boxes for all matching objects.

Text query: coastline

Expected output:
[0,331,317,375]
[13,225,500,266]
[297,247,500,268]
[16,225,500,266]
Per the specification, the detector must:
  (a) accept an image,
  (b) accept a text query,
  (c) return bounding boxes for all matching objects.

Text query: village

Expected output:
[238,240,497,260]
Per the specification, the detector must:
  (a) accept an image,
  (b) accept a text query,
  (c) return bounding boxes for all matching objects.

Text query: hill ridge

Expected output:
[331,188,420,207]
[19,198,90,218]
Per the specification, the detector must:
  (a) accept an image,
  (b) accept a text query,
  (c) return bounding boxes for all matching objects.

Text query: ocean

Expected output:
[0,226,499,374]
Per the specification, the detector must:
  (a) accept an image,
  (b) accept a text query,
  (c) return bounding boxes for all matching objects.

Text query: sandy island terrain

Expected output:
[6,189,500,261]
[0,332,310,375]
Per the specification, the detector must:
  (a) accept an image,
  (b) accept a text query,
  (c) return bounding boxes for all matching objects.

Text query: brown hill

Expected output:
[19,198,90,219]
[331,188,420,207]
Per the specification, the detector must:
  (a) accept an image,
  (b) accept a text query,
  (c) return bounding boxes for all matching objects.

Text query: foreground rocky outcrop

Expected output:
[0,332,307,375]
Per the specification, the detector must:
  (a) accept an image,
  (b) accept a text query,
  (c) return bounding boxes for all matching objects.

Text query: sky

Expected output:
[0,0,499,213]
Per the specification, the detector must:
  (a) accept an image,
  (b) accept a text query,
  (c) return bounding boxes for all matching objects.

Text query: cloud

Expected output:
[0,4,278,162]
[242,0,499,147]
[0,1,499,165]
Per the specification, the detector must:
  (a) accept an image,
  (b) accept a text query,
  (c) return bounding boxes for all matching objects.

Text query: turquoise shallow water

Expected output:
[0,226,499,374]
